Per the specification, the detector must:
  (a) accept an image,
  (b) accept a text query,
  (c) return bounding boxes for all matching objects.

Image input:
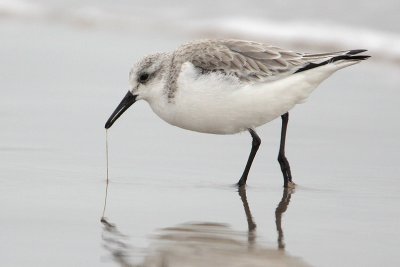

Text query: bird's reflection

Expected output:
[101,182,305,267]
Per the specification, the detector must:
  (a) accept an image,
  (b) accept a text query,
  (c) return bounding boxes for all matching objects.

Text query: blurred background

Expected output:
[1,1,399,266]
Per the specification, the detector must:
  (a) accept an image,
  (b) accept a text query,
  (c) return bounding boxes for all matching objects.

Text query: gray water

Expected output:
[1,1,400,266]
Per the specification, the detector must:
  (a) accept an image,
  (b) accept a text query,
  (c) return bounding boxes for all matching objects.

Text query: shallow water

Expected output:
[1,2,400,266]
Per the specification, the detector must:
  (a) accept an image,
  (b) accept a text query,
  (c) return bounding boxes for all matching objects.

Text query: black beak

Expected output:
[105,91,137,129]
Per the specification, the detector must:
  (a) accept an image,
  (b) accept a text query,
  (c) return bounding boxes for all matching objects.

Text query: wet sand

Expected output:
[1,9,400,267]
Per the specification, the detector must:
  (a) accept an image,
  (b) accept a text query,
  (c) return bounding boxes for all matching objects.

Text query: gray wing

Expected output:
[174,39,351,82]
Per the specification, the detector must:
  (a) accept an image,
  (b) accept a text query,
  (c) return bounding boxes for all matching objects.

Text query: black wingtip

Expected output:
[348,55,371,61]
[329,54,370,62]
[295,52,370,73]
[346,49,368,55]
[332,48,370,62]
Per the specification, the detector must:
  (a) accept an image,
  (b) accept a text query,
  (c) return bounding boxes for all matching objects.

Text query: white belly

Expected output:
[149,62,344,135]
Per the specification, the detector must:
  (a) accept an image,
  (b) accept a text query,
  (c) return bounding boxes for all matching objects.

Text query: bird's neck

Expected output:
[164,52,182,102]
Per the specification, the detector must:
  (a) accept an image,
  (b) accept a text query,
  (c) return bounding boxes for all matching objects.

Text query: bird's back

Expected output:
[172,39,369,82]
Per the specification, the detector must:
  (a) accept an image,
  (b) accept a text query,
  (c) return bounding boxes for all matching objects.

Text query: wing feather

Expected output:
[173,39,305,82]
[172,39,363,82]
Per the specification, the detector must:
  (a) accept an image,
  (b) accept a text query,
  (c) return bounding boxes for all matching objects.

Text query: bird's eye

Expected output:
[139,73,149,83]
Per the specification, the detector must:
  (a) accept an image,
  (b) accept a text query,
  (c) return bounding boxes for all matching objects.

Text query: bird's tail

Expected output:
[296,49,370,73]
[326,49,371,63]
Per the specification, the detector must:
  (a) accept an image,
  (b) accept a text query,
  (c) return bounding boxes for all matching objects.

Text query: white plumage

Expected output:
[147,59,362,134]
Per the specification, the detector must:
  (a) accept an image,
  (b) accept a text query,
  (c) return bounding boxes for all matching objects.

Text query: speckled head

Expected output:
[129,53,170,99]
[105,53,170,129]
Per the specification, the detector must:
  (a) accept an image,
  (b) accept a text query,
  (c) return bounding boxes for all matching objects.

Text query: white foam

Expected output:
[0,0,44,17]
[1,2,399,65]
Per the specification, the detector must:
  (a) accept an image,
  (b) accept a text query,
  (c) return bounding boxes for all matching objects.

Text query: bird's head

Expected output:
[105,53,168,129]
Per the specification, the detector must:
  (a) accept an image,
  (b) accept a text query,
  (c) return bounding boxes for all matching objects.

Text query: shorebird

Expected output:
[105,39,369,187]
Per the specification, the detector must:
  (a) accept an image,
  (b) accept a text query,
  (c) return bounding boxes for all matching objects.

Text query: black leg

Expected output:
[278,113,293,187]
[237,129,261,187]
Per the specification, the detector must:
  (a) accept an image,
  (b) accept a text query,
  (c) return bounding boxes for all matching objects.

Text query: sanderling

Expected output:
[105,39,369,187]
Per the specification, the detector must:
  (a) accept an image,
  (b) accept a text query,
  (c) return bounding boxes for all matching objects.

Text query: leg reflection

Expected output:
[238,186,295,250]
[238,186,256,245]
[275,187,294,250]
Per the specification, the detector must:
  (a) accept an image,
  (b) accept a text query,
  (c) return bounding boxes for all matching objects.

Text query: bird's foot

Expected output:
[284,181,296,189]
[236,177,247,188]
